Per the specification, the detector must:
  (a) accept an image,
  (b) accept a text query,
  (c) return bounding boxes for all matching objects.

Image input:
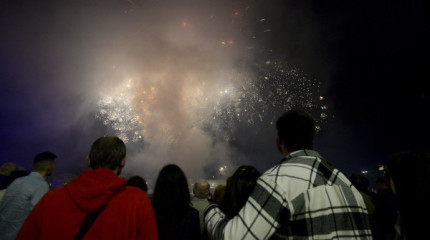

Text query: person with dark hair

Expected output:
[153,164,201,240]
[0,162,18,190]
[219,165,261,219]
[191,179,211,233]
[385,151,430,240]
[211,185,225,205]
[17,136,158,240]
[205,109,372,239]
[127,175,148,192]
[0,152,56,240]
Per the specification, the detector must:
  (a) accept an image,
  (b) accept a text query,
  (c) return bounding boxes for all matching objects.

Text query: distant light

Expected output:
[378,165,385,171]
[361,170,368,174]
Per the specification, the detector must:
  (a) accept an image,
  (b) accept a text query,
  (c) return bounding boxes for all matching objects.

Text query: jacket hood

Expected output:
[65,169,126,214]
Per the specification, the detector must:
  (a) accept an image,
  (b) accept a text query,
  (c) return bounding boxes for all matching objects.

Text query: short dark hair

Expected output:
[33,152,57,171]
[127,176,148,192]
[276,109,316,151]
[89,136,126,170]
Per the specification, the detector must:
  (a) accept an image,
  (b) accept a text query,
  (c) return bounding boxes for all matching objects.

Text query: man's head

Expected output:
[33,152,57,177]
[193,179,210,199]
[87,136,126,175]
[276,109,316,155]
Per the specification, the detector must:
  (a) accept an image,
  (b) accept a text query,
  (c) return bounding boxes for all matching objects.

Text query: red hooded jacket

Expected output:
[17,169,158,240]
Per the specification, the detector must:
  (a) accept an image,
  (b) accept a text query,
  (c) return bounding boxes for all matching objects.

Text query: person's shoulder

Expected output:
[10,174,29,183]
[187,206,200,218]
[124,185,146,193]
[121,186,150,201]
[41,185,67,199]
[191,197,208,203]
[189,205,199,213]
[31,186,68,209]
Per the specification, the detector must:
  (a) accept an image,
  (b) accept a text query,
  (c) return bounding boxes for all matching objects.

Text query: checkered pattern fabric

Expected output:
[204,150,372,240]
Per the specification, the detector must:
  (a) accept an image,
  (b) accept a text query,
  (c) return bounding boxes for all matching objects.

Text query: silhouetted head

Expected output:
[0,162,17,176]
[220,165,261,219]
[152,164,192,237]
[193,179,210,199]
[349,174,370,192]
[153,164,190,206]
[87,136,126,174]
[127,175,148,192]
[33,152,57,177]
[212,184,226,205]
[276,109,316,155]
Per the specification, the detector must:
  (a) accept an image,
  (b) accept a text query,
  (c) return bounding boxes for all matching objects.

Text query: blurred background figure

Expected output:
[349,173,376,238]
[374,177,398,240]
[152,164,201,240]
[0,162,18,190]
[0,170,29,204]
[219,165,261,219]
[127,175,148,192]
[385,151,430,240]
[0,152,56,240]
[191,179,211,233]
[211,185,226,205]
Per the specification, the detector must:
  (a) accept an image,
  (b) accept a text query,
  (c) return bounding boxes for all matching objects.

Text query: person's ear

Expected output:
[86,156,91,168]
[119,157,126,168]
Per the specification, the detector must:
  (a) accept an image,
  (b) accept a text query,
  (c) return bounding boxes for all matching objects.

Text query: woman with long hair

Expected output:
[152,164,201,240]
[219,165,261,219]
[385,151,430,240]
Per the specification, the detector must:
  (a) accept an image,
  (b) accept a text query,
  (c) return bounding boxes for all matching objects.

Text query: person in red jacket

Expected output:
[17,136,159,240]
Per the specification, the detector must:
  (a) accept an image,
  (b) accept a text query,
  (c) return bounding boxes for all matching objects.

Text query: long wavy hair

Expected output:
[220,165,261,219]
[152,164,191,237]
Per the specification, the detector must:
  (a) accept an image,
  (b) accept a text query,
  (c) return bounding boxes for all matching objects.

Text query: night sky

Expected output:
[1,0,428,183]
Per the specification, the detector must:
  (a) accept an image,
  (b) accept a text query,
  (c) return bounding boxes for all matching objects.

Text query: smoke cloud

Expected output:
[0,0,329,182]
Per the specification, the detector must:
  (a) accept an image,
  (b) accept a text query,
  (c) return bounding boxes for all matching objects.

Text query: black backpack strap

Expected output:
[74,205,107,240]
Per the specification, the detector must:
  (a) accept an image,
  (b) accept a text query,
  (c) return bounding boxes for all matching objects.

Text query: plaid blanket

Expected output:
[204,150,372,239]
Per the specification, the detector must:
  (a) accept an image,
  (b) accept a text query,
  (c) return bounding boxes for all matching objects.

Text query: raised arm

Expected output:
[204,176,288,240]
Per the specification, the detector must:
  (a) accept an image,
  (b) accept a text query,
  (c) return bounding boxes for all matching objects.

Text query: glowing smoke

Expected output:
[90,1,327,179]
[0,0,330,179]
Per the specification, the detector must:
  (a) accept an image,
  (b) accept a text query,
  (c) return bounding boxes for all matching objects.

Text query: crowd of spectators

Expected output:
[0,109,428,240]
